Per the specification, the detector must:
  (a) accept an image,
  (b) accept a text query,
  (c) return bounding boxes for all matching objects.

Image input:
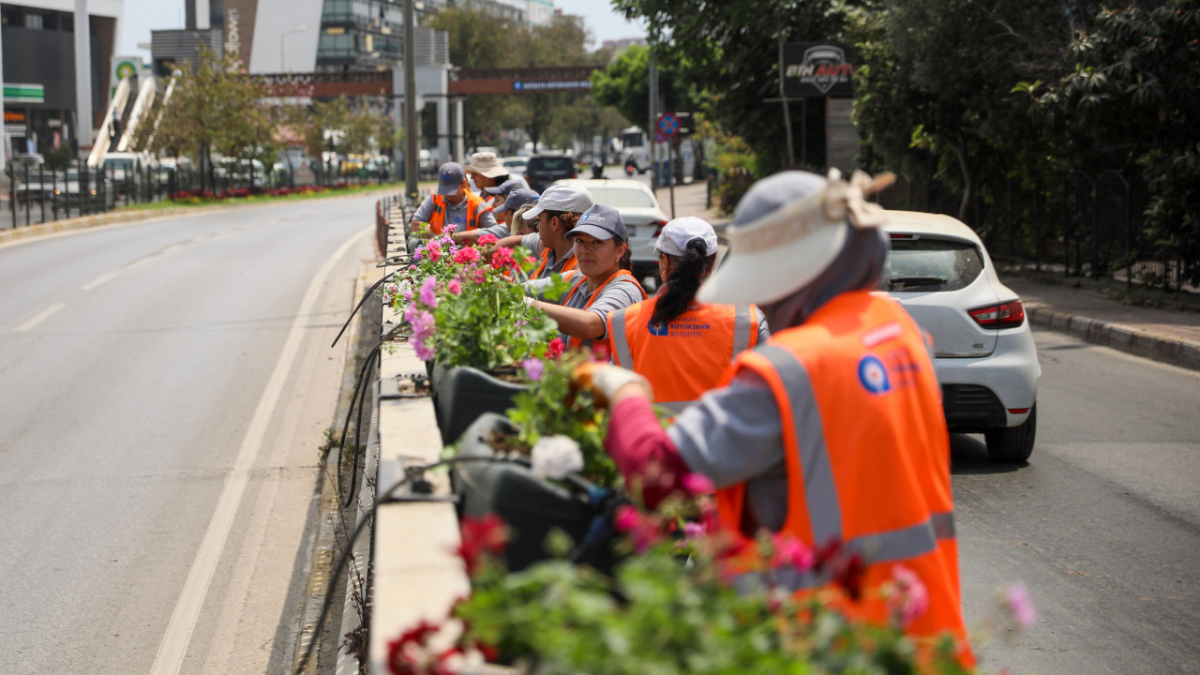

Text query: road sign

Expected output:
[654,131,668,144]
[657,113,680,137]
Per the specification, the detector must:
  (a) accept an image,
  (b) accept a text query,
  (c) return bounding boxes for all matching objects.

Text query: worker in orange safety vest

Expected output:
[573,170,975,668]
[605,217,769,414]
[410,162,496,236]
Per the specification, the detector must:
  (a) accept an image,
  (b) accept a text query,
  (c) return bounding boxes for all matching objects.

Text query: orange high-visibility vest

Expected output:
[560,269,647,351]
[715,290,973,666]
[429,191,491,235]
[532,246,578,279]
[605,297,761,413]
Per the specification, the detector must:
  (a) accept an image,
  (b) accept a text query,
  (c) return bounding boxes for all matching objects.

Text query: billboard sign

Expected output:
[782,42,856,97]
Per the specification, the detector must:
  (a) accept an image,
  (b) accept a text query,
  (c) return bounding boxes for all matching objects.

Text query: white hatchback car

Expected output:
[881,211,1041,462]
[551,178,669,287]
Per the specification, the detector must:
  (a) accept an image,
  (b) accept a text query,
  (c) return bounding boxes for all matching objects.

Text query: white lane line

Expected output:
[148,226,370,675]
[81,270,120,291]
[13,303,66,332]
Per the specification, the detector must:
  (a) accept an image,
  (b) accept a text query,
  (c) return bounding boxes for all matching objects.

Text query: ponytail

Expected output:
[651,238,713,326]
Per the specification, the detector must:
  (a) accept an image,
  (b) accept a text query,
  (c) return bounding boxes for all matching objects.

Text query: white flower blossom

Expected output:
[531,435,583,480]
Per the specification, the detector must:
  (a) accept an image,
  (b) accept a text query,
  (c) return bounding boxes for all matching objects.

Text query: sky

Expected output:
[119,0,644,63]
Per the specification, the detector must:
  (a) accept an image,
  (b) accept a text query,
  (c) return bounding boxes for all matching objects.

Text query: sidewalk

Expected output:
[651,179,728,227]
[999,268,1200,371]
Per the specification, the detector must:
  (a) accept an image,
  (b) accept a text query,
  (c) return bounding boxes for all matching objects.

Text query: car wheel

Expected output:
[984,404,1036,462]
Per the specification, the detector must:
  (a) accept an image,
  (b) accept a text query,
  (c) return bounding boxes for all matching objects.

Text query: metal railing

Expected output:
[875,172,1196,293]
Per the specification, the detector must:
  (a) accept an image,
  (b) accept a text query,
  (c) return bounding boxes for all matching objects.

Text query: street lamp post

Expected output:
[280,25,307,73]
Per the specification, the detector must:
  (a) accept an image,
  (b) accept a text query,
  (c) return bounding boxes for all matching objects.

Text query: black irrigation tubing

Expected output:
[331,273,395,349]
[292,456,523,675]
[338,346,380,508]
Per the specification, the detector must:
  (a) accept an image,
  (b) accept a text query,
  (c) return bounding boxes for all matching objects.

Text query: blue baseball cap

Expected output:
[436,162,466,196]
[567,204,628,242]
[485,177,524,196]
[495,188,539,214]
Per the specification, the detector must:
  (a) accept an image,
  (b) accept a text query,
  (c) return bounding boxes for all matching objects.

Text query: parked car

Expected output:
[501,156,528,177]
[550,178,669,288]
[881,211,1041,462]
[526,155,578,192]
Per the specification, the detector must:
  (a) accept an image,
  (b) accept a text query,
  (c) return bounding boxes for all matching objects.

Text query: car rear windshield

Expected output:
[530,157,574,171]
[879,237,984,292]
[588,187,656,208]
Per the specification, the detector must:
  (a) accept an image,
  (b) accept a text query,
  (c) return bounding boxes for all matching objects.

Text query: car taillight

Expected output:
[969,299,1025,329]
[651,220,667,237]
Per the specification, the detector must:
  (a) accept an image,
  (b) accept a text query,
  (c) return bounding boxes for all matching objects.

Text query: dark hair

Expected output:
[542,210,581,232]
[617,238,632,271]
[652,238,713,326]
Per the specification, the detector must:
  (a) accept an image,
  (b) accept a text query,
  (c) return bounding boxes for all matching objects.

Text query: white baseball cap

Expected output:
[522,184,594,220]
[654,217,718,257]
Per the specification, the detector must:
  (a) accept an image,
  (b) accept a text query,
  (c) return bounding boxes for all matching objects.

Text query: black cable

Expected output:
[331,274,395,349]
[338,347,379,508]
[292,455,522,675]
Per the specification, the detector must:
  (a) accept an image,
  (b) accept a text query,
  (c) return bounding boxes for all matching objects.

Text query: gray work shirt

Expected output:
[522,232,576,279]
[525,272,645,348]
[412,195,498,232]
[667,370,788,532]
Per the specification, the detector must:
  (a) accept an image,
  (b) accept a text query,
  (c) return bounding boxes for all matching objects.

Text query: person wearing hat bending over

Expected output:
[573,171,974,666]
[464,152,512,201]
[604,217,770,414]
[411,162,497,236]
[453,180,533,244]
[524,204,647,351]
[492,184,593,280]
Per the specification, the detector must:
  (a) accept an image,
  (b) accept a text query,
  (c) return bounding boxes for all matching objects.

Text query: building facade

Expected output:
[1,0,125,159]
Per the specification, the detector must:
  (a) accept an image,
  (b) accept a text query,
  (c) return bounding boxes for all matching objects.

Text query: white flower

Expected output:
[531,435,583,480]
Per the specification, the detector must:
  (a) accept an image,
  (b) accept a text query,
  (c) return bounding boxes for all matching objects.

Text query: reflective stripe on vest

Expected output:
[562,269,646,351]
[429,192,490,235]
[608,299,760,408]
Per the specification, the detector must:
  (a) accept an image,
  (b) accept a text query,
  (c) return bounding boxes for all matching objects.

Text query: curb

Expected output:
[1027,305,1200,372]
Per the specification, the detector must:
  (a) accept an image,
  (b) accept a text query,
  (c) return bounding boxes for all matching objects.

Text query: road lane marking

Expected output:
[81,270,120,291]
[13,303,66,332]
[148,226,370,675]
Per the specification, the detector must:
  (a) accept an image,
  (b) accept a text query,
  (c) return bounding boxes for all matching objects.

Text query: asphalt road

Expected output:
[0,197,377,674]
[958,328,1200,674]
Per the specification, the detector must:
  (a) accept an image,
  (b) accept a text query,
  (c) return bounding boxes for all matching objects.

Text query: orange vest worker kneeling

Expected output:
[575,170,975,668]
[605,217,769,413]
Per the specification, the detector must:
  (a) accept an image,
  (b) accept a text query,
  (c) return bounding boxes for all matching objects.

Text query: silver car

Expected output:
[882,211,1041,462]
[550,178,669,287]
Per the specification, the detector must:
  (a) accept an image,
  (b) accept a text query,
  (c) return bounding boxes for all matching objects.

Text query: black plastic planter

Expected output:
[452,414,621,574]
[432,364,528,445]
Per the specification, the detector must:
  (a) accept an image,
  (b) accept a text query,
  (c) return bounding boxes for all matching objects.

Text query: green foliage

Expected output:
[613,0,852,176]
[43,143,75,171]
[506,353,619,487]
[1025,1,1200,284]
[454,529,971,675]
[591,44,696,131]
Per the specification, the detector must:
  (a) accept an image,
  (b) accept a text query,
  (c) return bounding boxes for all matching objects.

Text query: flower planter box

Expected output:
[432,364,529,445]
[452,413,620,573]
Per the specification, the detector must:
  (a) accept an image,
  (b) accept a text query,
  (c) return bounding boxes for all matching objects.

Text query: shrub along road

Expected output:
[0,196,377,674]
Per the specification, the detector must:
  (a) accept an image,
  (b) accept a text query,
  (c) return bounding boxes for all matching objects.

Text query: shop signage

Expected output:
[512,80,592,92]
[4,110,26,122]
[3,84,45,104]
[225,9,241,55]
[782,42,856,97]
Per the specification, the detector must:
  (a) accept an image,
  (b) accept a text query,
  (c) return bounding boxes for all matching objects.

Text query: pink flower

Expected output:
[403,289,413,302]
[614,505,641,533]
[546,338,565,359]
[447,278,462,295]
[419,277,438,307]
[522,358,544,381]
[683,522,707,540]
[771,534,815,573]
[613,505,661,553]
[444,223,457,234]
[890,564,929,627]
[1005,582,1037,630]
[473,269,486,285]
[490,247,515,270]
[477,233,499,246]
[454,247,481,264]
[425,241,442,262]
[682,473,714,495]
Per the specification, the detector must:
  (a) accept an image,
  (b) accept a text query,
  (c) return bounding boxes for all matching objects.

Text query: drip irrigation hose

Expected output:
[292,455,522,675]
[337,346,380,508]
[331,273,394,349]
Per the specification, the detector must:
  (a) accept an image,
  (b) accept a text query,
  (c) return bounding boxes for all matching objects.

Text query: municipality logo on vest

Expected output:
[647,320,669,337]
[858,355,891,394]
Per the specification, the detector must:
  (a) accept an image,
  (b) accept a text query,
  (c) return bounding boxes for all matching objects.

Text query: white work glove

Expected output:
[523,295,538,307]
[571,363,652,408]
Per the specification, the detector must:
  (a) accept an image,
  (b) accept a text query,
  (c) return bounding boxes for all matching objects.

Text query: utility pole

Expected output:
[74,0,93,150]
[403,0,418,200]
[647,46,658,191]
[777,34,796,169]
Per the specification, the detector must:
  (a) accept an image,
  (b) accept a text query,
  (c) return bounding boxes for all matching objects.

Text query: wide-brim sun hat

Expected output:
[697,169,895,306]
[467,151,509,178]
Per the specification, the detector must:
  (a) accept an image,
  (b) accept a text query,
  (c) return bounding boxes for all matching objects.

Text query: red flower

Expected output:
[490,247,515,270]
[387,621,460,675]
[613,505,662,553]
[682,473,714,495]
[832,552,866,601]
[456,515,508,575]
[771,534,816,573]
[546,338,565,359]
[591,342,611,361]
[453,248,481,264]
[477,233,499,246]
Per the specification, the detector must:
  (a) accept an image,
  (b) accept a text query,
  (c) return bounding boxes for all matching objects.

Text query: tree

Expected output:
[591,44,694,132]
[1024,1,1200,285]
